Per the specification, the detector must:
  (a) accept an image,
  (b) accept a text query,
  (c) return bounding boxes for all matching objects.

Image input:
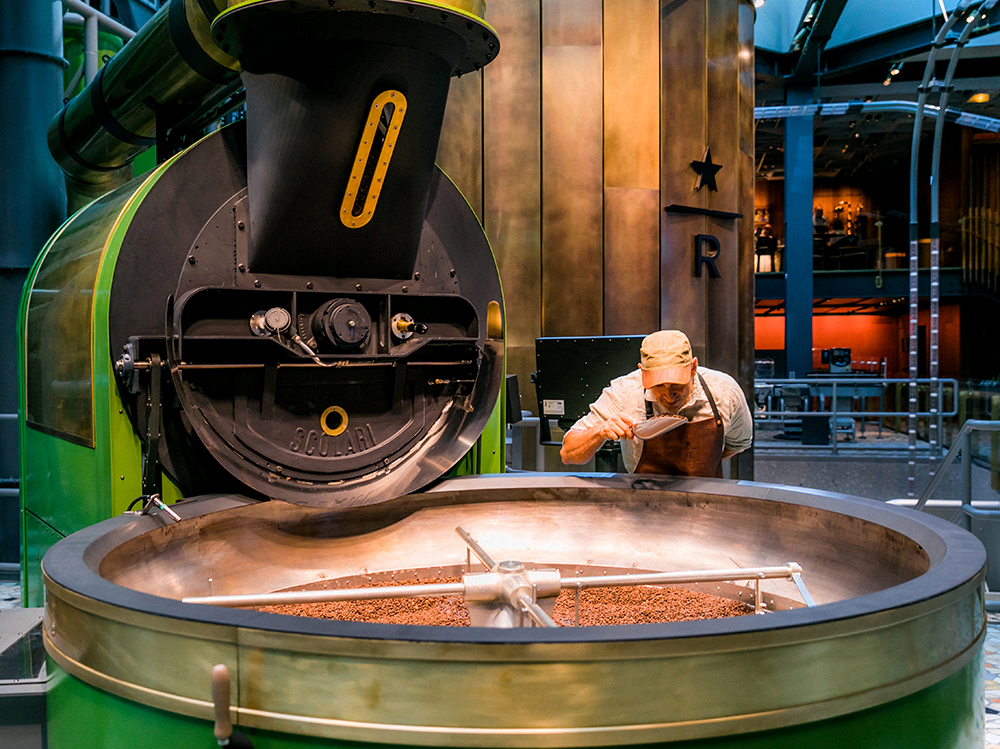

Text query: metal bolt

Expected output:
[238,263,246,272]
[402,286,408,292]
[450,269,456,277]
[306,282,313,289]
[120,476,125,481]
[188,255,196,264]
[237,221,245,230]
[356,284,362,291]
[254,280,261,287]
[414,272,420,280]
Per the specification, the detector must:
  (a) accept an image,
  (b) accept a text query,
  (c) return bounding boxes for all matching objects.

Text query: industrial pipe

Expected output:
[48,0,239,212]
[753,100,1000,132]
[62,0,136,47]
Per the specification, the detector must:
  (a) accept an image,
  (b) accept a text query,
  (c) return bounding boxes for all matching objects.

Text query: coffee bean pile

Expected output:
[258,577,752,626]
[258,577,470,626]
[551,585,752,626]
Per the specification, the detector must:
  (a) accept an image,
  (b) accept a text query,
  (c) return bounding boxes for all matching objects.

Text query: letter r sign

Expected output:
[694,234,722,279]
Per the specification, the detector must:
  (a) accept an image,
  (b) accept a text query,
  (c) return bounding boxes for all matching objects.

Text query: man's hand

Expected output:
[560,414,636,465]
[595,413,636,442]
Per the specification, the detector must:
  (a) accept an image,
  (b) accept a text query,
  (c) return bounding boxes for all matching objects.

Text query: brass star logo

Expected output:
[690,147,723,192]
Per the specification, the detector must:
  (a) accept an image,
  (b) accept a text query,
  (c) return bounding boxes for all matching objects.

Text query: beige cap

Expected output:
[639,330,694,388]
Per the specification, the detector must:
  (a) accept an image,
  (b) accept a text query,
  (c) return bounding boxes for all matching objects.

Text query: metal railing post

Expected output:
[963,427,973,531]
[751,377,960,457]
[992,395,1000,492]
[831,382,838,456]
[914,419,1000,518]
[937,380,945,459]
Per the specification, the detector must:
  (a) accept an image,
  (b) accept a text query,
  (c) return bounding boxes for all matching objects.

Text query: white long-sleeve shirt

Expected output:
[566,367,753,473]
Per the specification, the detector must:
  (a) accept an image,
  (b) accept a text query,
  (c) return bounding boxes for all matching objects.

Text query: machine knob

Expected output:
[249,307,291,337]
[390,312,427,340]
[313,299,371,350]
[264,307,292,334]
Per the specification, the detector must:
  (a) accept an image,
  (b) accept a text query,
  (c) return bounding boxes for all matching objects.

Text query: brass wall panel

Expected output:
[483,0,541,406]
[659,0,751,383]
[660,0,708,356]
[603,0,660,336]
[541,0,603,337]
[604,188,660,334]
[735,0,756,479]
[604,0,659,191]
[703,0,741,376]
[437,72,483,220]
[542,0,602,46]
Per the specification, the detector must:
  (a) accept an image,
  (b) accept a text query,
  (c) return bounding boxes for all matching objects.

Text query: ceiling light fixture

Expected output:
[968,92,991,104]
[754,0,765,7]
[884,60,902,87]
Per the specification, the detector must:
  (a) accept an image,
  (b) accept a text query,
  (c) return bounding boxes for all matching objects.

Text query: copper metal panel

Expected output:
[604,188,660,334]
[483,0,541,404]
[705,0,740,217]
[660,214,709,357]
[659,0,707,212]
[541,42,603,336]
[437,72,484,220]
[660,0,708,354]
[542,0,602,46]
[603,0,659,191]
[659,0,751,377]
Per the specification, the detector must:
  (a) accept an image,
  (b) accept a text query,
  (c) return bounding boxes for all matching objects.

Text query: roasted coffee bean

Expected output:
[258,577,752,626]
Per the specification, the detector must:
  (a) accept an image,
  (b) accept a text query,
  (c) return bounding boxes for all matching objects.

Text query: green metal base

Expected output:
[46,648,984,749]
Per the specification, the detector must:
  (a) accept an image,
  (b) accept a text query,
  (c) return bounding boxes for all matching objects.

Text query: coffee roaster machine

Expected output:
[18,1,988,747]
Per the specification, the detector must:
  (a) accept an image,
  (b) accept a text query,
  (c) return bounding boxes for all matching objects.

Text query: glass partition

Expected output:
[25,188,132,446]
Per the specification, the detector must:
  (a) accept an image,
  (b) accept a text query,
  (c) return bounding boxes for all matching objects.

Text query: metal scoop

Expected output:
[632,414,687,440]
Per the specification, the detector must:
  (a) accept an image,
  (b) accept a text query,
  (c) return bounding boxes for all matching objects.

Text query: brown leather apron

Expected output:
[635,373,725,478]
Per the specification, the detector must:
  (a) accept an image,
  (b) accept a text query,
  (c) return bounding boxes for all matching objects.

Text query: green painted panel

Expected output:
[19,154,184,599]
[21,512,62,607]
[480,391,505,473]
[45,648,983,747]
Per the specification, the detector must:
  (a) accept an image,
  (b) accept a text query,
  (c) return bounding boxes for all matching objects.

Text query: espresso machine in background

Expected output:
[821,347,852,374]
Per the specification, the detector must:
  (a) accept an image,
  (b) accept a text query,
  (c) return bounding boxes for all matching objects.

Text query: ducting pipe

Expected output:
[754,100,1000,132]
[48,0,239,212]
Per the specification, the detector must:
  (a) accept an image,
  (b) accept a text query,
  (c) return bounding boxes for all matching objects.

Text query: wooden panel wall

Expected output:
[541,0,603,336]
[660,0,709,356]
[436,0,754,415]
[604,0,661,335]
[437,72,483,220]
[483,0,541,406]
[704,0,743,377]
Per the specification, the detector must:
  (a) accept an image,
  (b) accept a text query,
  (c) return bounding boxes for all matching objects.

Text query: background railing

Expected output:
[752,377,961,456]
